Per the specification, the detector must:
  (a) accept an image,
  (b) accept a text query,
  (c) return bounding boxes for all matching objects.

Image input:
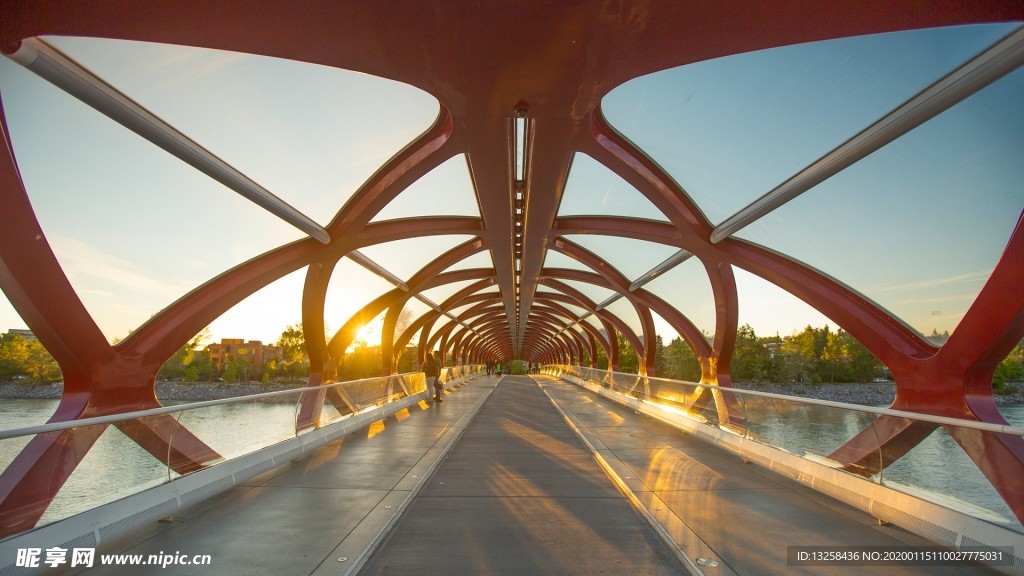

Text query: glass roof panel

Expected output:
[543,249,594,274]
[441,250,495,274]
[46,36,440,224]
[558,153,668,221]
[0,57,302,343]
[325,257,397,337]
[604,298,644,337]
[562,235,679,282]
[733,269,835,338]
[371,154,480,221]
[555,279,619,307]
[357,235,475,281]
[642,257,716,338]
[602,24,1018,225]
[736,66,1024,339]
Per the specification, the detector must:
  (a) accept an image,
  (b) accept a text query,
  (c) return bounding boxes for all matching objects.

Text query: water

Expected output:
[0,399,301,527]
[1,399,1023,532]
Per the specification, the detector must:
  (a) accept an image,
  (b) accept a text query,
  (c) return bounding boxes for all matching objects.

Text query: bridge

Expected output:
[0,2,1023,574]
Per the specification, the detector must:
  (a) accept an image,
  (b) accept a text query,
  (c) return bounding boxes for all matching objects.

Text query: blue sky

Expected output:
[1,23,1022,349]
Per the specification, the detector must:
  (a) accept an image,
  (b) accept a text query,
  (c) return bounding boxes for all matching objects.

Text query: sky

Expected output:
[1,24,1022,352]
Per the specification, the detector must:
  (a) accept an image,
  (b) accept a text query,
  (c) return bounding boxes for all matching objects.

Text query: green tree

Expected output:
[158,328,210,380]
[277,324,307,364]
[24,339,61,382]
[657,336,701,382]
[994,340,1024,391]
[617,332,638,374]
[0,334,31,379]
[730,324,772,381]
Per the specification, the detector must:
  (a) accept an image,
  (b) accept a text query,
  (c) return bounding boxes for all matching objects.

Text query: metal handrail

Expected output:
[550,365,1024,437]
[0,367,481,441]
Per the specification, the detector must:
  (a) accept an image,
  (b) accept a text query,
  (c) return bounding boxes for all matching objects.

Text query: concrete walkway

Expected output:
[358,375,686,575]
[84,373,999,575]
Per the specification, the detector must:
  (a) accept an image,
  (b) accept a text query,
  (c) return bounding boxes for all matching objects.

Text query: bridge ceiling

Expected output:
[0,2,1022,376]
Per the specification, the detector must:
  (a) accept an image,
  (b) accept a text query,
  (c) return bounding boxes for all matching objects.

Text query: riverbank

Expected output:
[732,381,1024,406]
[0,381,306,402]
[2,379,1022,406]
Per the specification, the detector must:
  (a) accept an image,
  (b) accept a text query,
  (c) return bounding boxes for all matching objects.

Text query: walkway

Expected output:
[84,374,997,575]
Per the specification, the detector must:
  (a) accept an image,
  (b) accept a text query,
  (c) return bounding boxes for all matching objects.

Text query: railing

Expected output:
[545,364,1024,533]
[0,366,483,536]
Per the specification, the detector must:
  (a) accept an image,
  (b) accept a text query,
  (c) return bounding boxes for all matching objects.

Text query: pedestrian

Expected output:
[424,351,442,403]
[431,352,445,402]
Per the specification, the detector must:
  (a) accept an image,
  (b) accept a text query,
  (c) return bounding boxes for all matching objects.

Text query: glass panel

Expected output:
[734,268,835,338]
[357,235,475,281]
[172,399,297,465]
[372,154,480,221]
[604,298,644,337]
[556,279,619,307]
[0,57,301,344]
[543,249,594,274]
[736,68,1024,338]
[441,250,494,273]
[651,310,705,382]
[563,235,679,282]
[882,425,1021,530]
[601,24,1018,225]
[642,257,716,338]
[558,153,668,221]
[41,422,179,527]
[46,36,440,224]
[325,257,398,337]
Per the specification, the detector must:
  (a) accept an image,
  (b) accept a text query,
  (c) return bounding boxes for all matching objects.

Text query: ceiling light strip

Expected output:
[711,25,1024,244]
[6,37,331,244]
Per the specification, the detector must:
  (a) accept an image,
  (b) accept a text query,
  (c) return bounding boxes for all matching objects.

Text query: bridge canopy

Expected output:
[0,0,1023,535]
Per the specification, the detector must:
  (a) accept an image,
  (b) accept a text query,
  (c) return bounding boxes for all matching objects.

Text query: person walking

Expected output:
[424,351,442,403]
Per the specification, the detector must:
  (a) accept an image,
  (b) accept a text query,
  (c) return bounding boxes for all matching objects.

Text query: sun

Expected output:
[352,316,385,349]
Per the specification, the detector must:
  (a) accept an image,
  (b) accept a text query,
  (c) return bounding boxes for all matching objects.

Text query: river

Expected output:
[1,398,1022,532]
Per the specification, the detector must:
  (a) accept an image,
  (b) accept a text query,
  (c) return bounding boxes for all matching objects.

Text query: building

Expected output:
[205,339,282,371]
[3,329,36,341]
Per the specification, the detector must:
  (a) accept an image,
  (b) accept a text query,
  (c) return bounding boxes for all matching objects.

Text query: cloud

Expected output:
[867,269,992,295]
[48,234,190,299]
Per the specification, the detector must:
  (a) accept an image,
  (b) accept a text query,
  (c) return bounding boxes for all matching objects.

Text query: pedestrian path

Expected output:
[358,375,686,575]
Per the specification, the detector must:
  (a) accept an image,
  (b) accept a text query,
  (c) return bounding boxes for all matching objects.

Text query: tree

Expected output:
[0,334,31,379]
[994,340,1024,391]
[656,336,701,382]
[277,324,309,380]
[23,339,61,382]
[158,328,210,380]
[616,332,638,374]
[730,324,772,381]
